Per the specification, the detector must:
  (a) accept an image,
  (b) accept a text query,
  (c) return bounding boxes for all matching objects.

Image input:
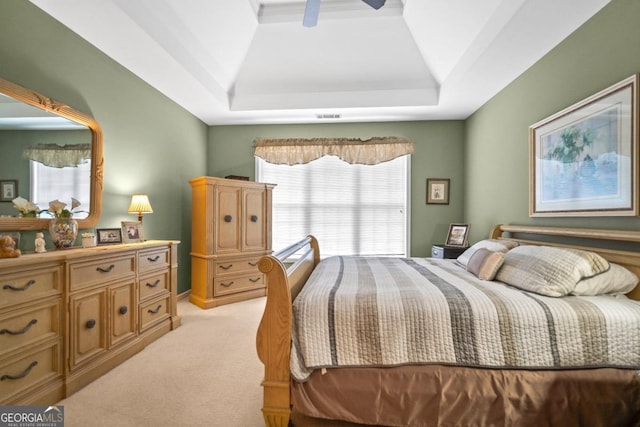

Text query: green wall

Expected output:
[208,121,465,257]
[465,0,640,244]
[0,1,208,293]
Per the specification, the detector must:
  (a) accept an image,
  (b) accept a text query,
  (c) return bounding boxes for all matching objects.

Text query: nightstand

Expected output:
[431,244,468,259]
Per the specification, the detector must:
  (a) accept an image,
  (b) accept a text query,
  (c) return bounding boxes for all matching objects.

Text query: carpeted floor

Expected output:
[57,297,267,427]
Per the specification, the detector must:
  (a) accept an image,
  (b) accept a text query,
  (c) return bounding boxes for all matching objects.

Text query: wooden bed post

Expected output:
[256,254,292,427]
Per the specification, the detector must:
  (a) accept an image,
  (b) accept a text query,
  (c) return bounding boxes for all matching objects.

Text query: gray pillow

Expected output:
[456,239,519,268]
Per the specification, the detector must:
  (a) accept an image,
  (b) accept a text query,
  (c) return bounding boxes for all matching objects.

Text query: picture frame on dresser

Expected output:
[530,74,639,217]
[96,228,122,244]
[445,223,470,247]
[121,221,144,243]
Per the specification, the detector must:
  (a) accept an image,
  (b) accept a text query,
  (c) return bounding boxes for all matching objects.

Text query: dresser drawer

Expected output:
[214,257,261,276]
[138,248,170,274]
[139,271,169,301]
[139,295,170,332]
[214,272,264,296]
[0,266,62,309]
[0,301,60,358]
[0,342,62,404]
[431,245,468,259]
[68,254,136,291]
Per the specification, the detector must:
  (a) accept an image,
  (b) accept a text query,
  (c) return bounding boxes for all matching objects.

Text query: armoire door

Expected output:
[215,185,242,254]
[243,188,267,252]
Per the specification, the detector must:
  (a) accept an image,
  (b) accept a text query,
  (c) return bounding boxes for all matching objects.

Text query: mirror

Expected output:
[0,77,103,231]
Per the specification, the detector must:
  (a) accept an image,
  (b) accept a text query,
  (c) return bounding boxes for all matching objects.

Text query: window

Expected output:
[257,155,410,257]
[30,160,91,218]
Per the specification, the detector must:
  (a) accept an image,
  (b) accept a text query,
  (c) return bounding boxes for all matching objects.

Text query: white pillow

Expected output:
[571,263,638,296]
[456,239,519,268]
[495,245,610,297]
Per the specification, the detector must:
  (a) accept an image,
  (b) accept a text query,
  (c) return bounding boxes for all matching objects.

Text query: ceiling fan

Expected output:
[303,0,386,27]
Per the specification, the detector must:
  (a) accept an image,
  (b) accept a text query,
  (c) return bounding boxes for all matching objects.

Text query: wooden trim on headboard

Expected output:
[490,224,640,300]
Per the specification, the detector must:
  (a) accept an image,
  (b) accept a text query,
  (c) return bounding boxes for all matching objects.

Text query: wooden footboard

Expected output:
[256,236,320,427]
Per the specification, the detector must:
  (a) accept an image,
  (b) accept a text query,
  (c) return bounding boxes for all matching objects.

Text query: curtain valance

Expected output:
[254,137,414,165]
[23,143,91,168]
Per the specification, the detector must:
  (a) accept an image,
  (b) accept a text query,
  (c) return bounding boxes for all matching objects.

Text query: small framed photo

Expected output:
[0,231,20,249]
[96,228,123,245]
[0,180,17,202]
[121,221,144,243]
[445,223,470,248]
[426,178,449,205]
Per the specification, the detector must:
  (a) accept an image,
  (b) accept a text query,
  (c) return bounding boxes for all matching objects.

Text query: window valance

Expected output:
[23,143,91,168]
[254,137,414,165]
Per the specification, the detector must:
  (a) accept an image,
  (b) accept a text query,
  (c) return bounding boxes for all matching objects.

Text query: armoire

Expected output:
[189,176,275,309]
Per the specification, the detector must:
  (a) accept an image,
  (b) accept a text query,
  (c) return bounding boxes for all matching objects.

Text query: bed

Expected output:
[255,224,640,427]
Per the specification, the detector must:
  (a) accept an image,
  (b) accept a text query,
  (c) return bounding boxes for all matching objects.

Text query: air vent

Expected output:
[316,113,341,119]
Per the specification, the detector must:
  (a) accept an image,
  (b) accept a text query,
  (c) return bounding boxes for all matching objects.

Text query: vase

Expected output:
[49,218,78,249]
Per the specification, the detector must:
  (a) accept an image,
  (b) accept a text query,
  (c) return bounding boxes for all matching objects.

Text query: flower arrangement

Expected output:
[11,197,84,219]
[45,198,82,219]
[12,197,41,218]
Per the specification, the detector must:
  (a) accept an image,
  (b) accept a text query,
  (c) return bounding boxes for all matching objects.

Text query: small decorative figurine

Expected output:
[0,235,21,258]
[35,232,47,253]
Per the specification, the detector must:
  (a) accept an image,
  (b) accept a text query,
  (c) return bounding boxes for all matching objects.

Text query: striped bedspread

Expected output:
[290,256,640,382]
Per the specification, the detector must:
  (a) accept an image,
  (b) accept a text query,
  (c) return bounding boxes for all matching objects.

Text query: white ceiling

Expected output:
[29,0,610,126]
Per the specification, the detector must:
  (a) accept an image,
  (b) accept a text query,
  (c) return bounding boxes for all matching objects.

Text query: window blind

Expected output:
[256,154,409,257]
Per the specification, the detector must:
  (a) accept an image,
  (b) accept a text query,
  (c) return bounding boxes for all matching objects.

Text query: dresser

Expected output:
[0,241,180,405]
[190,177,275,309]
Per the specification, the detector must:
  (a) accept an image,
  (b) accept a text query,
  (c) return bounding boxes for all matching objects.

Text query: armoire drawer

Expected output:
[0,266,62,309]
[214,273,264,296]
[0,300,60,358]
[214,257,261,276]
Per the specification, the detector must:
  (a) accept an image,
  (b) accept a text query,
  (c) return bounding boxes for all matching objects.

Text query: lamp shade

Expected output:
[128,194,153,222]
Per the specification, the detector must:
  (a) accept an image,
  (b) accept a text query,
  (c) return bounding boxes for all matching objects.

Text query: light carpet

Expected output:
[57,297,267,427]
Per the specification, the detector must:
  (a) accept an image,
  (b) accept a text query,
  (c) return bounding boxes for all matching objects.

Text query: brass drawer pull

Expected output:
[119,306,128,315]
[220,264,233,270]
[249,277,261,283]
[147,255,160,262]
[250,215,258,222]
[248,262,258,267]
[224,215,233,222]
[86,319,96,329]
[96,264,115,273]
[147,305,162,314]
[220,281,234,288]
[0,319,38,335]
[1,361,38,381]
[3,279,36,292]
[146,279,161,288]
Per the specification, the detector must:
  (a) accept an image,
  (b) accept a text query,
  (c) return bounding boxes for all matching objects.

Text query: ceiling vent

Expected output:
[316,113,341,119]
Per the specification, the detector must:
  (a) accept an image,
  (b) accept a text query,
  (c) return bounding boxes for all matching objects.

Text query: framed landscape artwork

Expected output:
[530,74,639,217]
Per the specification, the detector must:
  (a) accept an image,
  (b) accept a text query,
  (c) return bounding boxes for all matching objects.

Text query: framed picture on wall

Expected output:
[530,74,639,217]
[445,223,470,248]
[0,180,17,202]
[426,178,450,205]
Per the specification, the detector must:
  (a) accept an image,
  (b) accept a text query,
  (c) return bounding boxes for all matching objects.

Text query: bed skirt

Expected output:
[291,365,640,427]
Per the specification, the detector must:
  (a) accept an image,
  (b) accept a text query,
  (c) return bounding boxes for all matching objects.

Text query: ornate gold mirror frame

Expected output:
[0,77,103,231]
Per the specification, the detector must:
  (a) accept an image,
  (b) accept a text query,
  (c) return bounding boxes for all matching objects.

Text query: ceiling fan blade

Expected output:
[303,0,321,27]
[361,0,386,10]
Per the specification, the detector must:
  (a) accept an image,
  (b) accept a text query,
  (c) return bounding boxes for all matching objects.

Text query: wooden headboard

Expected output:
[490,224,640,301]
